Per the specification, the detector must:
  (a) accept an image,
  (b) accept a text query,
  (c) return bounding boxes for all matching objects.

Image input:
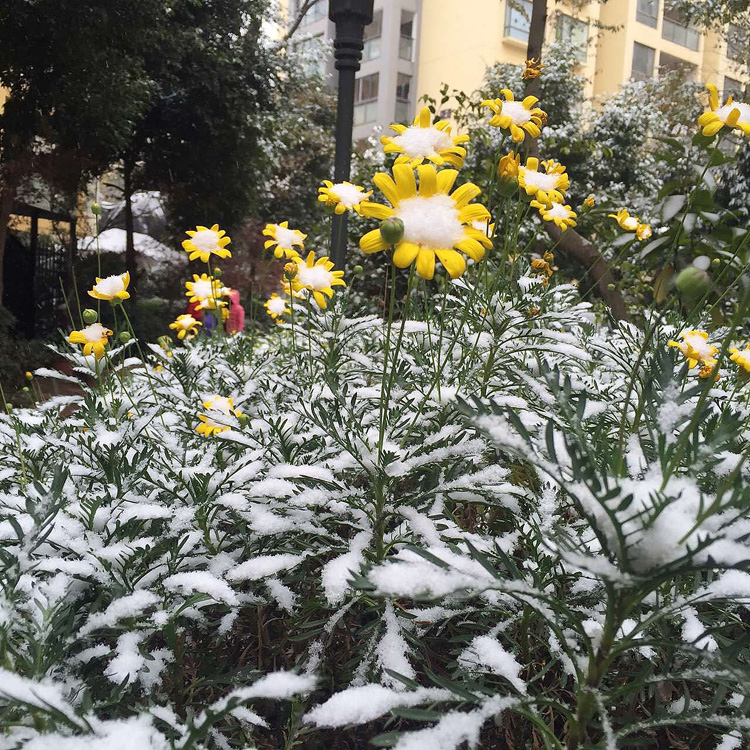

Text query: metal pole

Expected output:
[329,0,374,269]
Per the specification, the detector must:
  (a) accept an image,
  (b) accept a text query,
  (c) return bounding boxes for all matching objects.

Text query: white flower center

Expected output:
[267,297,287,314]
[682,333,715,360]
[205,396,232,416]
[82,323,108,342]
[95,274,126,296]
[273,225,302,248]
[716,101,750,124]
[546,203,570,219]
[521,169,559,192]
[191,279,214,298]
[297,264,334,290]
[191,229,221,252]
[622,217,639,231]
[178,316,197,329]
[501,100,532,125]
[328,183,366,207]
[393,125,454,159]
[396,194,465,249]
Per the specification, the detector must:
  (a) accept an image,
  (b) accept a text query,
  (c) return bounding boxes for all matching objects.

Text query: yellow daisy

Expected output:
[263,221,306,259]
[522,58,544,80]
[169,314,202,340]
[531,200,577,232]
[636,223,652,241]
[481,89,546,143]
[264,293,290,321]
[518,158,569,206]
[668,330,719,369]
[182,224,232,263]
[359,164,492,280]
[697,83,750,137]
[608,209,641,232]
[185,273,226,303]
[380,107,470,169]
[292,251,346,310]
[88,272,130,303]
[196,395,242,437]
[68,323,113,360]
[729,345,750,373]
[318,181,373,215]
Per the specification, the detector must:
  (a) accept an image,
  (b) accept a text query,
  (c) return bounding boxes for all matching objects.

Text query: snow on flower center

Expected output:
[328,183,366,207]
[546,203,570,219]
[682,333,715,360]
[393,126,454,158]
[95,275,126,296]
[191,280,214,299]
[273,225,301,248]
[191,229,222,252]
[297,264,334,290]
[178,316,196,329]
[206,396,232,416]
[521,169,559,192]
[396,194,465,249]
[716,101,750,124]
[82,323,108,342]
[267,297,287,314]
[501,100,532,125]
[622,216,639,231]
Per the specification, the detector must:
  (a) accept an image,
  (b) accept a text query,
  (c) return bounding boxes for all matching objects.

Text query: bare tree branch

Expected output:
[283,0,321,42]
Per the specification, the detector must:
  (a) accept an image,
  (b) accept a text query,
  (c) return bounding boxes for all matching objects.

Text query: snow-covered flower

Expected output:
[181,224,232,263]
[481,89,546,143]
[636,223,652,241]
[196,395,242,437]
[729,344,750,373]
[668,330,719,370]
[185,274,226,303]
[518,157,569,206]
[317,180,373,215]
[608,208,641,232]
[292,251,346,310]
[522,57,544,80]
[264,293,290,321]
[263,221,306,259]
[359,164,492,280]
[68,322,113,360]
[531,201,577,232]
[698,83,750,137]
[88,272,130,303]
[169,314,201,340]
[380,107,469,169]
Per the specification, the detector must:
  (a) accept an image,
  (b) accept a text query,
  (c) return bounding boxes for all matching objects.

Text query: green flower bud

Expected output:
[22,386,29,393]
[213,267,222,277]
[5,403,12,412]
[82,308,98,324]
[353,264,364,275]
[379,217,404,245]
[91,202,102,216]
[607,283,616,291]
[119,331,131,343]
[675,266,711,299]
[24,371,33,380]
[712,257,721,266]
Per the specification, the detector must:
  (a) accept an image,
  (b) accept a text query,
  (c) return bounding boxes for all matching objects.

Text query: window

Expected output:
[632,42,655,80]
[395,73,412,123]
[659,51,696,81]
[662,7,699,51]
[636,0,658,28]
[363,10,382,62]
[400,10,415,61]
[302,0,328,24]
[726,23,746,64]
[556,13,588,62]
[724,76,743,101]
[354,72,379,125]
[504,0,532,42]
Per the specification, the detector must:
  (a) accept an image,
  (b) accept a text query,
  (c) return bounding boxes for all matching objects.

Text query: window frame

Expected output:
[632,41,656,80]
[504,0,533,42]
[555,13,589,62]
[635,0,659,28]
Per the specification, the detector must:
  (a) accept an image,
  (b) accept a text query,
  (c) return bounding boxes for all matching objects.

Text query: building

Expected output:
[285,0,748,139]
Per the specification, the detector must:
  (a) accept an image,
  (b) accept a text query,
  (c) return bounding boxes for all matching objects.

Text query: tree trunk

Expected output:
[0,183,15,305]
[123,159,136,288]
[524,0,627,321]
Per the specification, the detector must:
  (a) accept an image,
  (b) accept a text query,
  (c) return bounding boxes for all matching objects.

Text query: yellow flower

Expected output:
[169,314,202,340]
[359,164,492,280]
[531,200,577,232]
[729,345,750,373]
[88,272,130,303]
[609,209,641,232]
[292,251,346,309]
[182,224,232,263]
[185,273,225,303]
[531,258,553,276]
[668,330,719,369]
[68,323,113,360]
[498,151,521,180]
[481,89,546,143]
[522,58,544,80]
[636,223,652,241]
[196,395,242,437]
[264,293,290,321]
[583,195,596,209]
[518,158,569,206]
[318,181,373,215]
[697,83,750,137]
[698,363,721,381]
[380,107,470,169]
[263,221,306,259]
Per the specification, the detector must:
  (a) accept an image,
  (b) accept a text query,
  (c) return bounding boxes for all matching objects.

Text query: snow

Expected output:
[270,224,303,249]
[227,553,305,581]
[0,669,82,726]
[296,263,334,291]
[378,602,415,688]
[327,182,367,208]
[162,571,239,606]
[190,228,223,252]
[520,167,559,192]
[79,591,159,636]
[393,125,453,159]
[396,194,465,248]
[500,100,531,125]
[321,531,371,604]
[22,716,169,750]
[79,229,184,268]
[458,636,527,694]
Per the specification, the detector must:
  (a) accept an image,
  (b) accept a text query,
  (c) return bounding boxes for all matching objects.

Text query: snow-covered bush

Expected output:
[1,75,750,750]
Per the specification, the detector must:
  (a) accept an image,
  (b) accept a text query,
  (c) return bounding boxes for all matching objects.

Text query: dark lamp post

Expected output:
[328,0,374,268]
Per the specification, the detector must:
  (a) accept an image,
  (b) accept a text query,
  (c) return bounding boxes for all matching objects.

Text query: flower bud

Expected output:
[607,283,616,291]
[5,403,12,412]
[119,331,131,343]
[379,217,404,245]
[497,151,520,198]
[283,262,299,281]
[82,308,98,324]
[353,264,364,275]
[24,371,33,380]
[91,202,102,216]
[583,195,596,209]
[213,267,222,277]
[675,266,711,300]
[22,386,29,393]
